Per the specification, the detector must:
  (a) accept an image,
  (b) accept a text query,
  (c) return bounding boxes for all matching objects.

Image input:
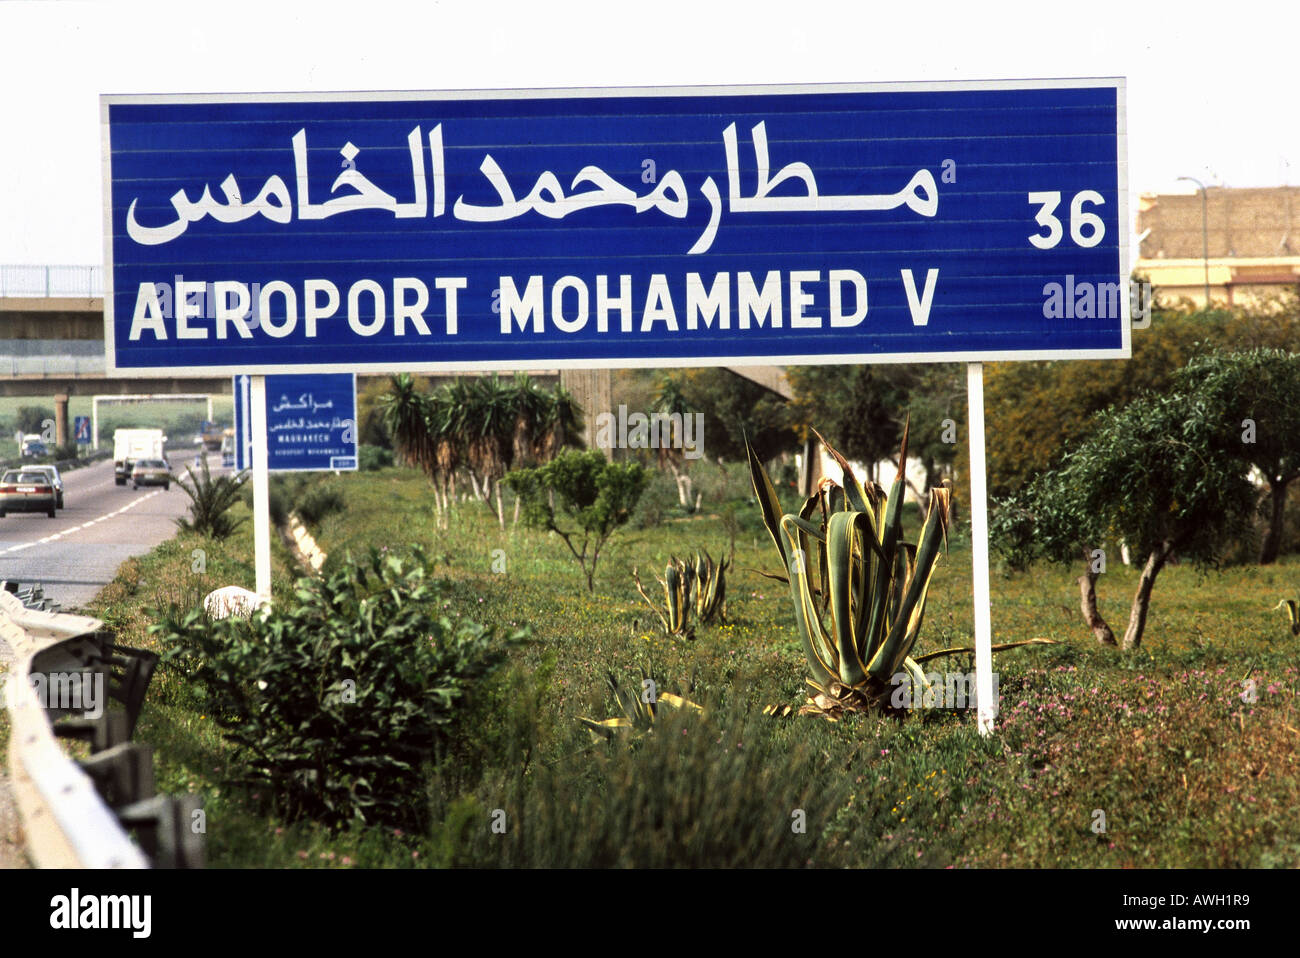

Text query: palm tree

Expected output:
[380,374,434,474]
[462,375,517,526]
[535,384,583,462]
[382,372,585,530]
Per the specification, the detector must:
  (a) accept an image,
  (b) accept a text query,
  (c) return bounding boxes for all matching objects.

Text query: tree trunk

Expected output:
[1077,547,1116,645]
[1259,478,1289,565]
[494,480,505,528]
[439,481,452,529]
[923,456,941,496]
[1122,541,1174,650]
[668,460,691,507]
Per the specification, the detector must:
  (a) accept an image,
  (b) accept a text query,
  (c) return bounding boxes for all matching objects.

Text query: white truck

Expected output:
[113,428,166,486]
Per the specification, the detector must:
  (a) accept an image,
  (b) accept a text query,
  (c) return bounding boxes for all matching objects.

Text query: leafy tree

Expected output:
[1174,348,1300,564]
[983,306,1229,497]
[15,405,53,437]
[505,450,647,591]
[786,364,903,480]
[897,365,965,491]
[674,368,796,463]
[993,387,1257,649]
[1221,288,1300,353]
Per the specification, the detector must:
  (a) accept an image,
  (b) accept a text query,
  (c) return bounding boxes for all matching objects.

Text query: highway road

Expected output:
[0,448,211,611]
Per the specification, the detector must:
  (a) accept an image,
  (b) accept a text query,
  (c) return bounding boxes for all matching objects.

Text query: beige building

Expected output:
[1136,186,1300,307]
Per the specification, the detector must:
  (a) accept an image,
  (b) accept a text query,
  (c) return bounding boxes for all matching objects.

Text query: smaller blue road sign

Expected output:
[234,373,357,471]
[74,416,91,444]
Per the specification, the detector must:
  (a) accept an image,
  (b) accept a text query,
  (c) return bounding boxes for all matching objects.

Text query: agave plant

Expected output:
[747,422,953,718]
[688,550,728,625]
[632,549,729,639]
[580,671,703,742]
[632,558,695,639]
[1274,598,1300,636]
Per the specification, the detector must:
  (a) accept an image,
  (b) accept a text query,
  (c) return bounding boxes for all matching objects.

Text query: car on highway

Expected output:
[26,464,64,508]
[20,437,48,459]
[131,458,172,490]
[0,469,58,518]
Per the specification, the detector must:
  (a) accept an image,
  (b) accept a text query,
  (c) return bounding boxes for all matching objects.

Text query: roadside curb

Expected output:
[280,513,326,575]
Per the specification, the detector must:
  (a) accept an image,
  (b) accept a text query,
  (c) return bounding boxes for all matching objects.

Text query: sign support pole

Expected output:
[249,374,272,601]
[966,361,995,735]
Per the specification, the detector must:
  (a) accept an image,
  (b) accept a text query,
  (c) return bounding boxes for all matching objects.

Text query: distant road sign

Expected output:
[74,416,91,444]
[233,373,356,472]
[103,79,1128,376]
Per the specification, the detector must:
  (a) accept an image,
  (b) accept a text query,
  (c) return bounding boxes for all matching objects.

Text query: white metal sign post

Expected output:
[966,363,995,734]
[249,376,272,599]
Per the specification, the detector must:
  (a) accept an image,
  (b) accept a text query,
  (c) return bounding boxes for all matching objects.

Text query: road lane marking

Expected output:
[0,490,161,556]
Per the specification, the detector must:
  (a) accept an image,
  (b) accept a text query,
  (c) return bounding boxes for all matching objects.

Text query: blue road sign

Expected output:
[233,373,357,472]
[74,416,91,444]
[104,80,1128,376]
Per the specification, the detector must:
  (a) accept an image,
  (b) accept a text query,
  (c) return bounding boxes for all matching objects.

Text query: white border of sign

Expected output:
[101,77,1130,378]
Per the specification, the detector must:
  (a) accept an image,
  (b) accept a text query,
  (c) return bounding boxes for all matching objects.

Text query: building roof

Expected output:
[1138,186,1300,259]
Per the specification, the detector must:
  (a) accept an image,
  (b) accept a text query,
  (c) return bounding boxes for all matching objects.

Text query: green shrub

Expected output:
[245,474,347,529]
[358,444,394,471]
[629,470,683,529]
[297,483,346,527]
[154,545,526,831]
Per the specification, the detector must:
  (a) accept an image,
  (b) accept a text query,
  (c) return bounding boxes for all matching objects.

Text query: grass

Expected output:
[56,460,1300,868]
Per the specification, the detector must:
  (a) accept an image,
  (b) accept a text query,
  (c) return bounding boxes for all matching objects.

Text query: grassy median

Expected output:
[73,462,1300,867]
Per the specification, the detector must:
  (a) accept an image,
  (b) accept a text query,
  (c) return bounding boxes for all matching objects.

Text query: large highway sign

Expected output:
[103,79,1128,377]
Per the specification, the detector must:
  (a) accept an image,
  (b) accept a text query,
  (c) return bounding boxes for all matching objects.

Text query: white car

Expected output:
[27,464,64,509]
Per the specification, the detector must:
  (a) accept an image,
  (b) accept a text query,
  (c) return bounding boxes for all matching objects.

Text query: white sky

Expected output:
[1,0,1295,265]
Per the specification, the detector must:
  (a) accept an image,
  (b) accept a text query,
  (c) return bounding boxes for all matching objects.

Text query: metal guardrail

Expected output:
[1,583,203,868]
[0,265,103,298]
[0,450,111,475]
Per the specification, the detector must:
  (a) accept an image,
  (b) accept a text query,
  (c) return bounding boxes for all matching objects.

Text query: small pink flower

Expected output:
[412,850,419,860]
[296,850,308,860]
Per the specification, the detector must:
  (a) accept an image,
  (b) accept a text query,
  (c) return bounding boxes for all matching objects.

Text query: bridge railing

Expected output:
[1,355,107,376]
[0,265,104,299]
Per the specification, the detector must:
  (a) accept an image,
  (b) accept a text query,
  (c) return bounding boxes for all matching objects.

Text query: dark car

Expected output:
[0,469,57,518]
[131,459,172,490]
